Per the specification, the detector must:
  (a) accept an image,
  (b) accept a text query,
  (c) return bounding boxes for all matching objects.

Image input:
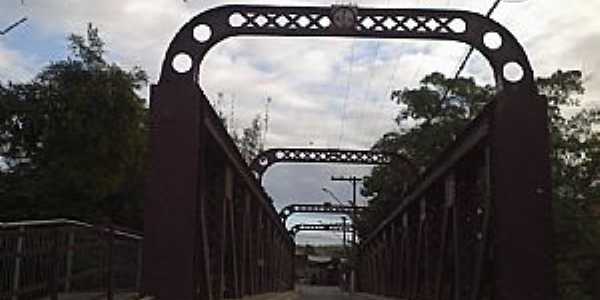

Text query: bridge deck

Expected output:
[296,286,403,300]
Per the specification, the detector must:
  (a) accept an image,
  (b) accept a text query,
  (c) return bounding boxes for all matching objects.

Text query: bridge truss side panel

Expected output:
[357,90,554,300]
[143,82,295,300]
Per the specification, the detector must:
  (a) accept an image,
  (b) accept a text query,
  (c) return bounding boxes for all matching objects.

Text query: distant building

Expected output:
[295,250,341,285]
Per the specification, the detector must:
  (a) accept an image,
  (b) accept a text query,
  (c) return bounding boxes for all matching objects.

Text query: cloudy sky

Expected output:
[1,0,598,244]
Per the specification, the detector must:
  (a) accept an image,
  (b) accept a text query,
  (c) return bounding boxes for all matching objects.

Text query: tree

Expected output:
[0,24,148,229]
[235,114,264,164]
[363,70,600,299]
[360,72,493,234]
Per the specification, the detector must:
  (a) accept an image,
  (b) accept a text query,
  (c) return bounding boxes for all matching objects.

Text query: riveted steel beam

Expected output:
[250,148,418,180]
[289,223,354,237]
[279,203,367,223]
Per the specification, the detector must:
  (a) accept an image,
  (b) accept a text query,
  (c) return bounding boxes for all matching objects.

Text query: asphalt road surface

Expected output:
[296,285,380,300]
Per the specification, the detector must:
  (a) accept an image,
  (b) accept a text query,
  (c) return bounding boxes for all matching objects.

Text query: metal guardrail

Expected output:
[0,219,142,300]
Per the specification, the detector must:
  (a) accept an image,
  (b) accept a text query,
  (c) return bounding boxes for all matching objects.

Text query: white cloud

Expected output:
[0,41,38,82]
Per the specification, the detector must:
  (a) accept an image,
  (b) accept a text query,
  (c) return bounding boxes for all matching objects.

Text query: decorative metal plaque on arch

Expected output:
[250,148,418,180]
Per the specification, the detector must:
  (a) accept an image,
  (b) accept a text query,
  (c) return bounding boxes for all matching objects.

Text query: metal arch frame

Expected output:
[289,223,354,237]
[158,4,535,92]
[278,203,368,223]
[250,148,418,180]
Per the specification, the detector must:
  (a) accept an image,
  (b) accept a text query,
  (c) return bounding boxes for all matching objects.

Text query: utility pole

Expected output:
[341,216,347,254]
[332,175,362,293]
[330,176,362,246]
[341,215,348,292]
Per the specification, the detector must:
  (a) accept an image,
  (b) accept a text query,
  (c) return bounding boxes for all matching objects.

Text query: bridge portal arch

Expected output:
[158,5,535,91]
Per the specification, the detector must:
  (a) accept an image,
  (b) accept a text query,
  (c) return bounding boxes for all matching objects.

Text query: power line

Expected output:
[0,17,27,36]
[337,42,356,148]
[439,0,502,102]
[336,0,364,148]
[354,41,382,137]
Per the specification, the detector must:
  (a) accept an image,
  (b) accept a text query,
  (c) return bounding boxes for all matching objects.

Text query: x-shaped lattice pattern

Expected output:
[268,149,390,164]
[356,15,460,33]
[279,204,367,219]
[290,223,353,235]
[251,149,395,178]
[230,10,464,34]
[231,11,332,30]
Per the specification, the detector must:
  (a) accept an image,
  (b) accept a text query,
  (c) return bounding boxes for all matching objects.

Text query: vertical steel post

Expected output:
[48,228,59,300]
[11,226,24,300]
[241,193,251,296]
[136,241,143,291]
[224,165,239,298]
[142,82,206,300]
[65,229,75,293]
[490,91,555,300]
[470,147,492,300]
[106,224,114,300]
[451,178,461,300]
[435,174,455,300]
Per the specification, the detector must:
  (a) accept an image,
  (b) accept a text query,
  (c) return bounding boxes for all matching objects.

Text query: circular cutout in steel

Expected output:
[503,61,524,82]
[275,151,285,159]
[193,24,212,42]
[448,18,466,33]
[172,52,192,73]
[483,31,502,50]
[319,16,332,28]
[258,157,269,166]
[229,13,246,27]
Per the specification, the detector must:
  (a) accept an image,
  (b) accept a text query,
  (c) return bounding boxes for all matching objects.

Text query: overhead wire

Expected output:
[336,0,367,149]
[439,0,503,103]
[336,43,356,149]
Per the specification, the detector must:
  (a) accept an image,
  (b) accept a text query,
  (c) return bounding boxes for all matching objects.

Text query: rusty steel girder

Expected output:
[249,148,418,180]
[278,203,368,223]
[144,4,553,300]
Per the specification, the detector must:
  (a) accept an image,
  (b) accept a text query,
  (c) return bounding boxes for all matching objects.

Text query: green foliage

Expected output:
[544,71,600,299]
[234,114,264,164]
[364,70,600,299]
[0,24,148,229]
[359,72,493,234]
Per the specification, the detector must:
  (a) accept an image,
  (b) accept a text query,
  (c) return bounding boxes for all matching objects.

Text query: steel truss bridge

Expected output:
[0,4,555,300]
